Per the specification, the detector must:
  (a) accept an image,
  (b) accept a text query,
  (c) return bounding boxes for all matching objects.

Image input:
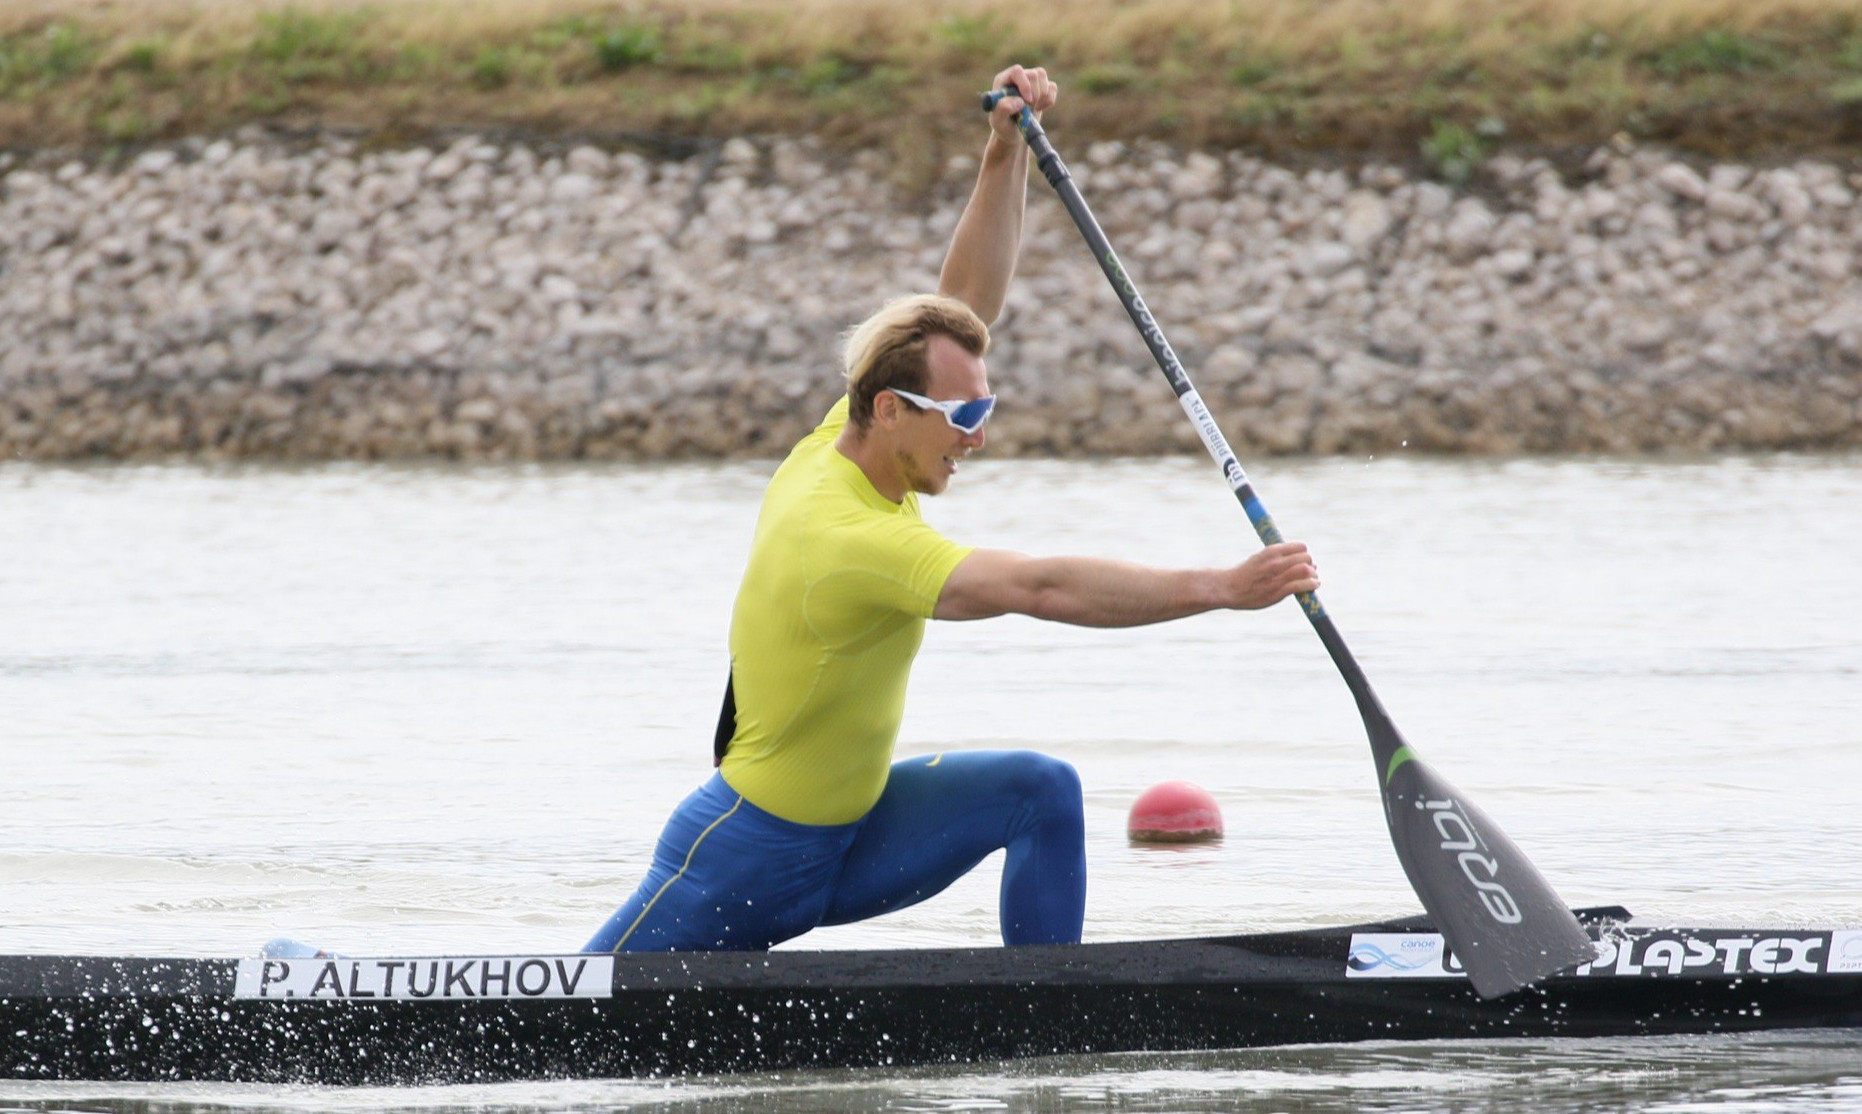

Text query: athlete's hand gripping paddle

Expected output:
[982,86,1594,998]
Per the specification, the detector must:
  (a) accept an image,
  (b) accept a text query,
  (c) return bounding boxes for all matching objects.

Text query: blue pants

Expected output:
[583,751,1086,952]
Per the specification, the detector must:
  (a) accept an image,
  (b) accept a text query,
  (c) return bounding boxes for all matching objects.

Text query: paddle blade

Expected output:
[1376,728,1596,998]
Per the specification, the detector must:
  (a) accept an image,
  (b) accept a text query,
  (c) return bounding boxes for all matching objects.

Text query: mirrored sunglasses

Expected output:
[888,388,997,434]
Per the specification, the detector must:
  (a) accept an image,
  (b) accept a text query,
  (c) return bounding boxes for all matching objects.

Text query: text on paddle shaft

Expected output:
[232,955,615,1000]
[1100,250,1186,391]
[1424,797,1524,925]
[1096,250,1256,496]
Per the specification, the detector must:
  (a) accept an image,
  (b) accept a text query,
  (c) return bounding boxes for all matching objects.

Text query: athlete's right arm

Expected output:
[933,544,1318,627]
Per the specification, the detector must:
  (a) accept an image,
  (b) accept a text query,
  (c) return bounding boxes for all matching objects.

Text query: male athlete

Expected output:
[585,66,1318,953]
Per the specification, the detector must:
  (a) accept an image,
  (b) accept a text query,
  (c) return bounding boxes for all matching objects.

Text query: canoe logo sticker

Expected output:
[1832,930,1862,974]
[1346,933,1463,978]
[233,955,614,1001]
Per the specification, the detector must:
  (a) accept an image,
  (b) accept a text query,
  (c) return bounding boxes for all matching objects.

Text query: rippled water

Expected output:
[4,452,1860,1112]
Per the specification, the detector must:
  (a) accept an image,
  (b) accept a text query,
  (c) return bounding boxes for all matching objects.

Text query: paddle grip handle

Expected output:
[980,85,1035,131]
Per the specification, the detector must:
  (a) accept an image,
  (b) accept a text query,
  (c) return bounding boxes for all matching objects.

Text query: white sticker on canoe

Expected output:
[234,955,614,1000]
[1346,933,1465,979]
[1578,932,1835,977]
[1831,930,1862,975]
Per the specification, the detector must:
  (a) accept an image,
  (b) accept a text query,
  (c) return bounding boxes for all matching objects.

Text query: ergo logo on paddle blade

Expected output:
[1423,797,1524,925]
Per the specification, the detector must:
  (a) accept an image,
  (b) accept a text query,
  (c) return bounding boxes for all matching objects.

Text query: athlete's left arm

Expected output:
[937,64,1058,325]
[934,545,1318,627]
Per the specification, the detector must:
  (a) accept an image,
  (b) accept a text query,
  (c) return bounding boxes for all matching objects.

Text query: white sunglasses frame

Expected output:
[886,388,997,435]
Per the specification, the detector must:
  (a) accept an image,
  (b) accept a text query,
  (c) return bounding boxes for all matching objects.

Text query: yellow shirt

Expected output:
[719,397,973,825]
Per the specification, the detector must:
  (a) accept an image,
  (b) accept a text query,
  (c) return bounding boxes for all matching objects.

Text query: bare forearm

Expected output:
[938,134,1029,324]
[1015,555,1223,628]
[935,543,1316,625]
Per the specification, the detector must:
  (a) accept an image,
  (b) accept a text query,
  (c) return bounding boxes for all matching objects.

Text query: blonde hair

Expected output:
[841,294,990,429]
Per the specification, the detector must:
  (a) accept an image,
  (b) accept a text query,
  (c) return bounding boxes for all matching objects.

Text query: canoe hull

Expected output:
[5,916,1860,1084]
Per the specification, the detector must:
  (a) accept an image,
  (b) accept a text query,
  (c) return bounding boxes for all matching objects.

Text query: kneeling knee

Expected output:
[1010,752,1082,813]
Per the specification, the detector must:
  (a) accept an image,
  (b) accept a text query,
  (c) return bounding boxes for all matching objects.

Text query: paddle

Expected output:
[983,87,1594,998]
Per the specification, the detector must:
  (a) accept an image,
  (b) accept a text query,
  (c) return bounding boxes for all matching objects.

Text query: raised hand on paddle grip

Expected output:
[1225,542,1318,610]
[986,64,1057,143]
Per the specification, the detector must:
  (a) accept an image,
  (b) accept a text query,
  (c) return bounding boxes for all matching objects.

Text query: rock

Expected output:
[276,354,333,384]
[567,146,611,177]
[1491,248,1535,279]
[1761,170,1813,224]
[549,173,598,204]
[1656,163,1708,202]
[539,275,579,304]
[1810,251,1853,281]
[1809,299,1862,343]
[1707,189,1761,223]
[1813,183,1855,209]
[1632,202,1679,238]
[1339,192,1393,255]
[424,152,465,184]
[1708,165,1751,192]
[455,398,499,423]
[1175,198,1220,233]
[721,138,758,167]
[134,150,178,177]
[1178,152,1224,198]
[1444,201,1496,260]
[1412,182,1455,219]
[1620,319,1672,353]
[1706,221,1745,253]
[1294,243,1355,279]
[408,330,451,359]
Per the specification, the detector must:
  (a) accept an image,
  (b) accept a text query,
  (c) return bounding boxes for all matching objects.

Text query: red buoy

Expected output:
[1127,780,1224,843]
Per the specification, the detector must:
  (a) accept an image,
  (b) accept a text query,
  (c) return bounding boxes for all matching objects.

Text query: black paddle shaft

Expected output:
[983,88,1593,998]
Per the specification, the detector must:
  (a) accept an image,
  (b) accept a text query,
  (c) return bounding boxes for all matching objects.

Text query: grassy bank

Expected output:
[4,0,1862,174]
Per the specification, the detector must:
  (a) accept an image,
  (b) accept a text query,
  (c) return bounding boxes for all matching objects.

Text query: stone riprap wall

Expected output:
[3,134,1861,460]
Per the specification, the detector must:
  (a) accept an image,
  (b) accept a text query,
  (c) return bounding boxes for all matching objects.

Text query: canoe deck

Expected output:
[4,908,1860,1084]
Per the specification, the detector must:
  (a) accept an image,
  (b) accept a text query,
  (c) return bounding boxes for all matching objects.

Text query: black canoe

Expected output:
[4,907,1860,1085]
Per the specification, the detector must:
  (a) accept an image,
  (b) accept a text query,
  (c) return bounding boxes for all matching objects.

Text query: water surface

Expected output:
[3,453,1859,1111]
